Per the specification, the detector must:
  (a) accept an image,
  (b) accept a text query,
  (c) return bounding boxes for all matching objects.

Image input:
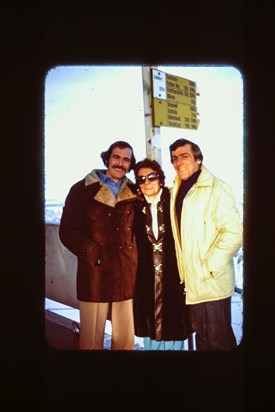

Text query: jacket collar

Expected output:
[173,165,215,189]
[84,169,137,207]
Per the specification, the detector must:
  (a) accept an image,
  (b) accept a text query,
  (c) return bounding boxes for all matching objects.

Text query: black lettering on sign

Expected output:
[167,75,177,82]
[167,80,175,88]
[167,93,175,100]
[154,74,163,81]
[168,109,178,115]
[168,121,181,128]
[168,115,181,121]
[167,88,183,96]
[168,102,178,108]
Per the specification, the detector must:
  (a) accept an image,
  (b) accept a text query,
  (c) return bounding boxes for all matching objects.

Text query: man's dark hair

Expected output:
[134,158,165,186]
[101,140,136,170]
[169,138,203,163]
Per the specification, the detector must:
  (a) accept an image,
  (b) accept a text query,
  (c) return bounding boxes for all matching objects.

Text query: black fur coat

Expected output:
[133,186,192,341]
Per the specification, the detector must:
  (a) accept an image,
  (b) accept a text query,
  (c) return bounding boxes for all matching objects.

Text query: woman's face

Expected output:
[137,167,161,201]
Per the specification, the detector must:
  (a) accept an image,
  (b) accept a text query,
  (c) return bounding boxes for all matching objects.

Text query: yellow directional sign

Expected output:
[152,68,200,130]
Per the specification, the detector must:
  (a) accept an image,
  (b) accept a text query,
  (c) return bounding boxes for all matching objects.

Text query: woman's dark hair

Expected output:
[101,140,136,170]
[169,138,203,163]
[134,158,165,186]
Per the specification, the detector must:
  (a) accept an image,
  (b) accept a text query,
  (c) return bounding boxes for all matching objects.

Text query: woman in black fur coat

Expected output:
[133,158,192,350]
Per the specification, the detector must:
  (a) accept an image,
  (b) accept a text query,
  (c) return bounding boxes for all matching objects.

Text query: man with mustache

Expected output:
[59,141,138,350]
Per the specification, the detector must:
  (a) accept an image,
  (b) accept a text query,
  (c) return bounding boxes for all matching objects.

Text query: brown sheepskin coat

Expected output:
[59,170,138,302]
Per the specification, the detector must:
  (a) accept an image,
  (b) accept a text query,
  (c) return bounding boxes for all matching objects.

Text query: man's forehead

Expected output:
[173,144,191,152]
[113,146,130,152]
[112,146,132,157]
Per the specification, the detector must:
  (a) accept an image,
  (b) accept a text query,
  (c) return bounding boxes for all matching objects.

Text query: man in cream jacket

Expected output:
[169,138,242,350]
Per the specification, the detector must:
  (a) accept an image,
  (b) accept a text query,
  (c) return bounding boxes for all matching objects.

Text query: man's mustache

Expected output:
[112,165,127,172]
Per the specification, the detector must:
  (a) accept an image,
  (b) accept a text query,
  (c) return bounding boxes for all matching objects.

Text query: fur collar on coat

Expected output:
[85,169,137,207]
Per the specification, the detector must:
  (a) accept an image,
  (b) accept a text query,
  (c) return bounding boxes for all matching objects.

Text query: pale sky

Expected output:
[44,65,244,213]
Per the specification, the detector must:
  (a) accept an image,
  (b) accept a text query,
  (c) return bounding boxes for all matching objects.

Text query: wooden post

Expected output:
[141,66,162,165]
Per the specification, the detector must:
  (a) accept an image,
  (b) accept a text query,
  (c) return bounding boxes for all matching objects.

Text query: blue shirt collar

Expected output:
[97,170,125,197]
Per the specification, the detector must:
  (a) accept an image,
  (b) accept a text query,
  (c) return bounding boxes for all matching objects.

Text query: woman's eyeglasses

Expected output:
[137,172,159,185]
